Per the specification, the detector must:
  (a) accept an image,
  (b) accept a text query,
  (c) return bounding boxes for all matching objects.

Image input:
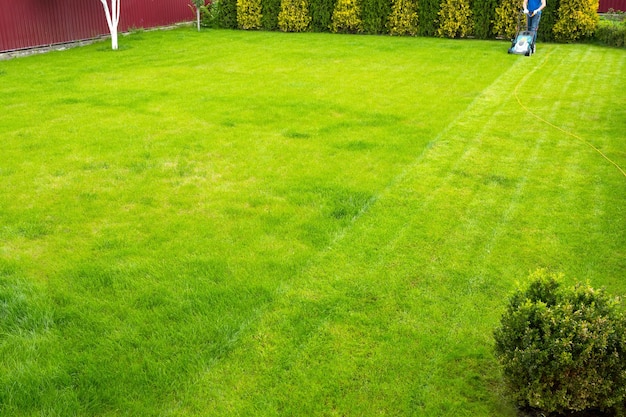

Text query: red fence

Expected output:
[599,0,626,12]
[0,0,194,52]
[1,0,622,51]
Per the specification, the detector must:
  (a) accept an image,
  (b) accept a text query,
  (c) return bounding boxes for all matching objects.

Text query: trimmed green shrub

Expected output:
[388,0,419,35]
[278,0,312,31]
[262,0,282,30]
[494,270,626,416]
[310,0,337,31]
[417,0,440,36]
[436,0,474,37]
[493,0,518,39]
[238,0,264,29]
[553,0,599,41]
[331,0,364,33]
[362,0,393,34]
[473,0,497,38]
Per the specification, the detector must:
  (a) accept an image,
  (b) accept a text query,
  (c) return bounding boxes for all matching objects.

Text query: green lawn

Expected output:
[1,28,625,416]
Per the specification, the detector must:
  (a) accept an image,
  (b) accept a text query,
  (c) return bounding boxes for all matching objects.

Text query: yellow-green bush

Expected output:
[388,0,419,35]
[279,0,312,31]
[331,0,363,33]
[493,0,517,39]
[436,0,474,38]
[553,0,599,41]
[237,0,263,29]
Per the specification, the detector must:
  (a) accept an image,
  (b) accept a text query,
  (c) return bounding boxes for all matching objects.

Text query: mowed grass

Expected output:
[0,28,625,416]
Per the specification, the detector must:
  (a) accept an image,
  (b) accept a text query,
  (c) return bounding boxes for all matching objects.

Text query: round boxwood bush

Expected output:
[494,270,626,416]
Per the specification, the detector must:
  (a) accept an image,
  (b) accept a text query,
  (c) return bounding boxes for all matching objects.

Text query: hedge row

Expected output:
[202,0,616,43]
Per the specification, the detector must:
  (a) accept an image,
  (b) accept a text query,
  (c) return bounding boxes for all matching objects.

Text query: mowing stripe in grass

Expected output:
[171,49,542,417]
[514,47,626,179]
[170,44,625,417]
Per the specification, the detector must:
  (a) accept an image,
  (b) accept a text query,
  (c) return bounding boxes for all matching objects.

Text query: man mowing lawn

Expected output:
[523,0,546,53]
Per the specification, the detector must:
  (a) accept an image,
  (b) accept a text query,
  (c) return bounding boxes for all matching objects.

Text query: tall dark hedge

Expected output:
[310,0,337,31]
[417,0,440,36]
[362,0,393,34]
[218,0,239,28]
[537,0,559,41]
[262,0,282,30]
[473,0,497,38]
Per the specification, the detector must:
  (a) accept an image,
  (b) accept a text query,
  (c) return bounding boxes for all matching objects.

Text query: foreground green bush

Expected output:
[494,270,626,416]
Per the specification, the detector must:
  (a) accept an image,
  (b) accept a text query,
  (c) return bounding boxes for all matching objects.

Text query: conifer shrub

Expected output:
[553,0,599,41]
[237,0,263,29]
[262,0,282,30]
[362,0,393,34]
[213,0,239,28]
[310,0,337,31]
[493,0,518,39]
[331,0,364,33]
[417,0,440,36]
[436,0,474,37]
[473,0,497,38]
[278,0,313,31]
[536,0,559,41]
[494,270,626,416]
[388,0,419,35]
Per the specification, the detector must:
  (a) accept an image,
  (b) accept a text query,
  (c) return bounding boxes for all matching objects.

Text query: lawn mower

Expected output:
[508,10,535,56]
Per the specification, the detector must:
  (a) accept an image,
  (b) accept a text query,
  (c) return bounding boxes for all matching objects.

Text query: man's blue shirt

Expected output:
[527,0,542,12]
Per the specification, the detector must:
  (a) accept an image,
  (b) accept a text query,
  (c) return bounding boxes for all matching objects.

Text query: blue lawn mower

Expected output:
[508,10,535,56]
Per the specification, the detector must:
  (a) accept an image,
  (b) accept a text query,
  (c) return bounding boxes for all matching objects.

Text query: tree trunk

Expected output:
[99,0,121,50]
[111,29,119,50]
